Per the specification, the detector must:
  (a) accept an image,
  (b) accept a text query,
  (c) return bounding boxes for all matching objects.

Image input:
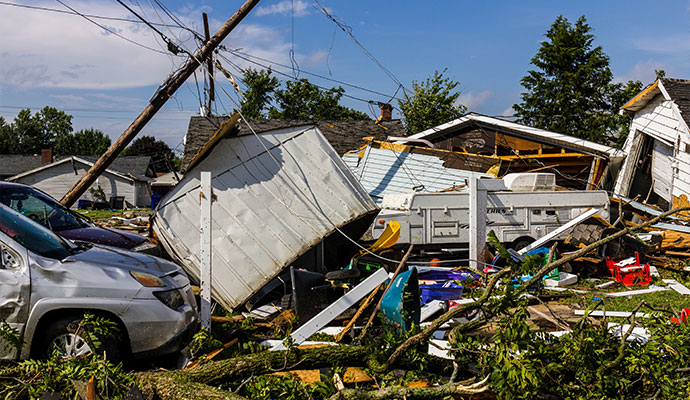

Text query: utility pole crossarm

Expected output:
[60,0,260,207]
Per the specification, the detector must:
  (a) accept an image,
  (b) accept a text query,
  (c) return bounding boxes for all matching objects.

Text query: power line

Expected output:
[223,48,404,102]
[114,0,182,55]
[313,0,407,92]
[53,0,173,56]
[0,105,193,114]
[0,1,199,35]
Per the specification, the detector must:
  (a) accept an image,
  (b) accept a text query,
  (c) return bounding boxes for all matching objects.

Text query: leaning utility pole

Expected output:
[60,0,260,207]
[203,12,215,114]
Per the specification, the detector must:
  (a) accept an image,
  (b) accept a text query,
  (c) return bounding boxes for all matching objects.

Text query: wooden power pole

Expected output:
[203,12,215,114]
[60,0,260,207]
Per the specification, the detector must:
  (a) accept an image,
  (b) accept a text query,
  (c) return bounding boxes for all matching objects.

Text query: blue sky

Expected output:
[1,0,690,153]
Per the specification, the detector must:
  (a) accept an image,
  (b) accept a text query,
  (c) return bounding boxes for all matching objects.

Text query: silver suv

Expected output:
[0,204,198,361]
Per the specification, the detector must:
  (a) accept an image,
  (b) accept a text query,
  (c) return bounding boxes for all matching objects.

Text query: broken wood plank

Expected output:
[606,286,669,297]
[271,268,389,351]
[662,279,690,295]
[574,310,649,318]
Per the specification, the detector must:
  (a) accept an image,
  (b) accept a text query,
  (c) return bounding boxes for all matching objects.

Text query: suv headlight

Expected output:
[130,271,166,287]
[153,289,184,310]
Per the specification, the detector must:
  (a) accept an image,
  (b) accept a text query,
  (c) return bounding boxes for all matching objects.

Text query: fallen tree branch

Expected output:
[137,371,248,400]
[379,267,512,371]
[383,206,690,372]
[328,376,489,400]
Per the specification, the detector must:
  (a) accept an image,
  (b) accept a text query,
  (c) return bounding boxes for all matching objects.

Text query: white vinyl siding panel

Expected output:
[629,97,682,145]
[651,140,673,201]
[673,150,690,199]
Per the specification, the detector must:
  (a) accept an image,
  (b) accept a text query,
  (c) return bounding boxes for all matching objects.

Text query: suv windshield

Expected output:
[0,187,89,232]
[0,204,72,260]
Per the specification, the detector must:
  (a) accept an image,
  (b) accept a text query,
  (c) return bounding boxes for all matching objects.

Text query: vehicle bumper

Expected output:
[121,299,199,356]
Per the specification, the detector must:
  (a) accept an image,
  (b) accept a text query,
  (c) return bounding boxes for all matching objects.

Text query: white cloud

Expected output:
[303,50,328,67]
[635,34,690,55]
[255,1,311,17]
[0,1,293,90]
[501,106,515,117]
[458,90,492,111]
[615,60,668,84]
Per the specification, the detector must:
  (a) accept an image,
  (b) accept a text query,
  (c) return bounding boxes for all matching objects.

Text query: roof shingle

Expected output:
[182,116,405,172]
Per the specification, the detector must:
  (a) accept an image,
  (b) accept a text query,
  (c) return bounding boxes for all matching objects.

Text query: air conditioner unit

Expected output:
[502,173,556,191]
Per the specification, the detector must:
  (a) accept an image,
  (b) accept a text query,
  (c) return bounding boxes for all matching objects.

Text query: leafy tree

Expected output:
[240,67,279,119]
[513,15,630,145]
[123,135,174,173]
[13,107,73,154]
[0,117,19,154]
[610,80,644,146]
[269,78,370,121]
[54,128,111,156]
[398,69,467,135]
[239,68,370,121]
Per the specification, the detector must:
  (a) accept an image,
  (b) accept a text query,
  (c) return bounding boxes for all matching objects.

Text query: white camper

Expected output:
[372,173,609,249]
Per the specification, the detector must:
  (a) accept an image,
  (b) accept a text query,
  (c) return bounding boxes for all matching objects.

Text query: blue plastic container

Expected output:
[150,194,162,210]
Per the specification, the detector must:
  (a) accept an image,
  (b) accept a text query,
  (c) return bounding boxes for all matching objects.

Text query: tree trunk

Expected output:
[185,345,370,386]
[328,378,489,400]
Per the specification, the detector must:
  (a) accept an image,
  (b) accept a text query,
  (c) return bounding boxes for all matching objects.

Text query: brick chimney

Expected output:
[378,102,392,121]
[41,149,53,165]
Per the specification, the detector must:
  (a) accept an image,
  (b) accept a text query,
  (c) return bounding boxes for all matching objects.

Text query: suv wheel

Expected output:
[37,316,121,362]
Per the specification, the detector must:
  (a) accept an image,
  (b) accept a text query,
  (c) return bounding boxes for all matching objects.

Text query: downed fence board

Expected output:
[152,124,379,311]
[606,286,669,297]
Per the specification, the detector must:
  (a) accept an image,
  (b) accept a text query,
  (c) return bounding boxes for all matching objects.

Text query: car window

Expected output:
[0,187,87,232]
[0,204,72,260]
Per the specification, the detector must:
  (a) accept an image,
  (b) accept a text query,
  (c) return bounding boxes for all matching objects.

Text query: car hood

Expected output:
[64,245,179,276]
[58,225,148,249]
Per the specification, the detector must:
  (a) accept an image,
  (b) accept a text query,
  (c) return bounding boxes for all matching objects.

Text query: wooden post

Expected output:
[60,0,261,207]
[200,171,212,329]
[203,12,214,113]
[468,177,485,270]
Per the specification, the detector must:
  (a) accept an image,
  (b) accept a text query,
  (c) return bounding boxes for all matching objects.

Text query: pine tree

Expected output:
[513,15,629,144]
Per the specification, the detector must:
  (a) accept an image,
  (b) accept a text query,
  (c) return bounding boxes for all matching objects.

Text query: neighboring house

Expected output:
[8,156,154,208]
[397,113,625,190]
[181,116,405,172]
[614,78,690,211]
[0,150,54,180]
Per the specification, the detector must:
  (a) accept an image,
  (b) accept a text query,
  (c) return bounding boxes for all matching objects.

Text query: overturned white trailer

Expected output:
[373,179,610,249]
[152,117,378,311]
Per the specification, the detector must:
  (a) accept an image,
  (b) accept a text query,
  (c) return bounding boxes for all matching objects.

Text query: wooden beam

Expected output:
[60,0,260,207]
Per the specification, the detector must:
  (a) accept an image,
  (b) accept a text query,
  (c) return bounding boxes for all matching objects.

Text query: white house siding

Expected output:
[615,96,687,197]
[12,161,141,208]
[651,140,674,201]
[673,150,690,205]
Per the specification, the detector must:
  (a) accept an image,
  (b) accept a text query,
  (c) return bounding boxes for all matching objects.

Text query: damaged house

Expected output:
[344,113,624,203]
[614,78,690,212]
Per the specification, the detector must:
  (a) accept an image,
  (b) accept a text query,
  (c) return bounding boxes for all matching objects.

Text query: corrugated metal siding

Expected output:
[152,126,378,311]
[343,145,492,204]
[12,161,137,208]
